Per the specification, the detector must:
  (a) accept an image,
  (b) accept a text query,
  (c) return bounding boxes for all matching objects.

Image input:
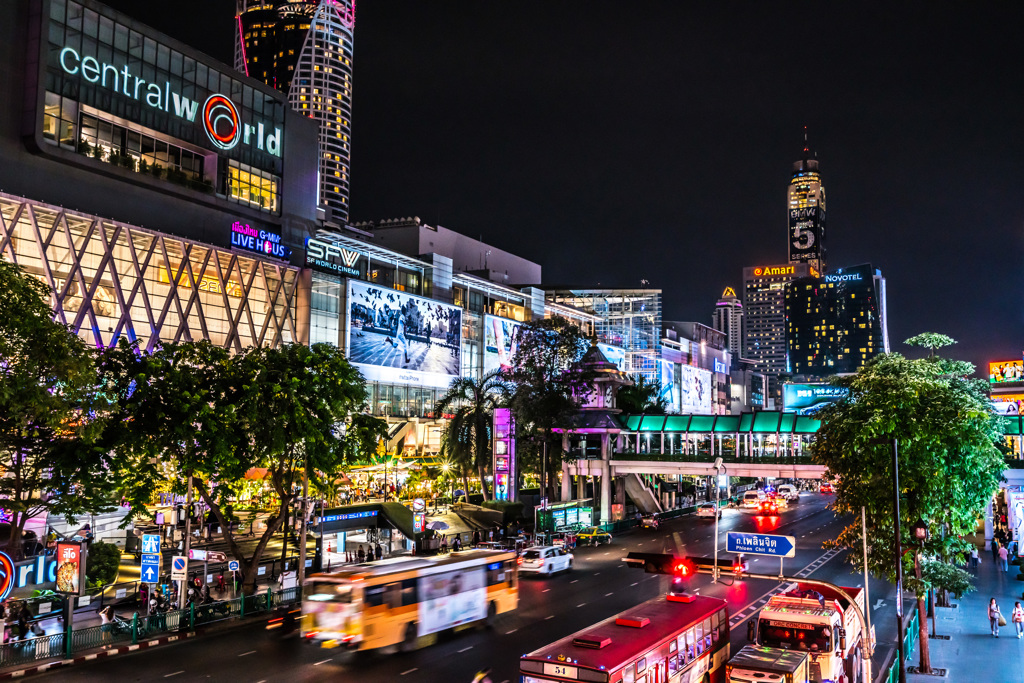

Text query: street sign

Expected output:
[413,498,425,512]
[228,560,239,572]
[413,513,424,534]
[188,548,207,561]
[726,532,796,558]
[141,553,161,583]
[206,551,227,563]
[141,534,161,554]
[171,556,187,581]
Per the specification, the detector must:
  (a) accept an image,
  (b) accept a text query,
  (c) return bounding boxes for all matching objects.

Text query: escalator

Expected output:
[623,473,663,515]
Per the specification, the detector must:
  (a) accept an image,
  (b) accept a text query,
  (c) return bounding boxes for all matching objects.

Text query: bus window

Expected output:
[712,610,721,643]
[695,621,705,655]
[685,628,695,660]
[703,618,713,650]
[487,562,505,586]
[505,560,518,588]
[365,584,386,607]
[400,579,418,606]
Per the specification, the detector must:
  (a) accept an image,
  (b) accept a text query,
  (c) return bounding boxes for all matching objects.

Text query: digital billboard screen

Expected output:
[678,364,712,414]
[990,361,1024,384]
[659,360,678,413]
[597,343,627,372]
[992,394,1024,416]
[783,383,849,415]
[483,315,523,376]
[346,280,462,389]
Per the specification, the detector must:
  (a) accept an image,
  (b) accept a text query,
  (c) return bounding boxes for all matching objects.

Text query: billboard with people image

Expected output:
[346,280,462,388]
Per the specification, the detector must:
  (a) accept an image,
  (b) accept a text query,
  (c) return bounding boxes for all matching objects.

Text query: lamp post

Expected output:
[883,438,906,683]
[712,457,725,583]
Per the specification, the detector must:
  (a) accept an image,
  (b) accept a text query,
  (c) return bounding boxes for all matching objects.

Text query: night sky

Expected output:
[102,1,1024,374]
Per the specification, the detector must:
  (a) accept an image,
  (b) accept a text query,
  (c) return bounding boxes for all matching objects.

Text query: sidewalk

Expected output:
[906,535,1024,683]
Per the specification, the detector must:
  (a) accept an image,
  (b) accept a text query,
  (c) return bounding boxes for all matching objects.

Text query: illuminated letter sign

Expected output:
[203,95,241,151]
[492,409,516,502]
[714,358,727,374]
[305,237,362,276]
[824,273,862,283]
[231,221,291,260]
[754,266,795,277]
[0,552,13,602]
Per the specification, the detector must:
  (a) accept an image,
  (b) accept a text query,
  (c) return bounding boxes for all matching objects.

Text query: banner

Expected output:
[417,567,486,636]
[54,542,83,594]
[483,315,523,375]
[678,365,712,414]
[990,361,1024,384]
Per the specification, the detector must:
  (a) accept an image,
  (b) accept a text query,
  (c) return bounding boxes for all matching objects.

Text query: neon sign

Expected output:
[57,47,281,157]
[824,273,862,283]
[714,358,727,374]
[231,222,291,260]
[0,552,13,602]
[753,266,795,277]
[305,237,362,276]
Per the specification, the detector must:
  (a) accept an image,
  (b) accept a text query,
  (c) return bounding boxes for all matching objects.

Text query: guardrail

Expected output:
[0,587,302,669]
[881,609,920,683]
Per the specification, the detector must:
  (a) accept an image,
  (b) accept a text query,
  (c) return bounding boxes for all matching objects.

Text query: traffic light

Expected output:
[668,558,697,603]
[672,558,696,579]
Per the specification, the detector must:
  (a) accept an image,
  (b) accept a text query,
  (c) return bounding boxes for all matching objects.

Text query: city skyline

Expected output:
[101,0,1024,374]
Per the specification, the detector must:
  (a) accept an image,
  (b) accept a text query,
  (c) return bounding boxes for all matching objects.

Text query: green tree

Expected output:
[86,541,121,587]
[434,370,510,501]
[813,334,1005,673]
[505,319,594,503]
[100,341,368,593]
[617,374,666,414]
[0,261,117,558]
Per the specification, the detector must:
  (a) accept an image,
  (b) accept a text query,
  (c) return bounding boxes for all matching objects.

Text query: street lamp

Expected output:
[871,436,906,683]
[912,519,929,543]
[712,457,726,583]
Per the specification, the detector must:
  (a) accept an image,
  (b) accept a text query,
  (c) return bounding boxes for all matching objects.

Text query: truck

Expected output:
[746,583,867,683]
[727,645,810,683]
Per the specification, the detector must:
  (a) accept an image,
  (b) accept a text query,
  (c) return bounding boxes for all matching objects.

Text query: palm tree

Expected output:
[434,370,510,501]
[617,374,666,414]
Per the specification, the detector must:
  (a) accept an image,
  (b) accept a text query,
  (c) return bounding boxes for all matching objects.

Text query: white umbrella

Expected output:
[426,521,450,531]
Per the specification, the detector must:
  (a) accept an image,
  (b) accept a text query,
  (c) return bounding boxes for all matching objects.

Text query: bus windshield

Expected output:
[759,620,832,652]
[305,581,355,603]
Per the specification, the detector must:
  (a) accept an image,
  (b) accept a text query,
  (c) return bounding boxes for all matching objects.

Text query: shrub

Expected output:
[86,541,121,587]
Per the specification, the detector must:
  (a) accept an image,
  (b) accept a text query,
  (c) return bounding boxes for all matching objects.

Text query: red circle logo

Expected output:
[0,552,14,602]
[754,268,763,276]
[203,95,240,151]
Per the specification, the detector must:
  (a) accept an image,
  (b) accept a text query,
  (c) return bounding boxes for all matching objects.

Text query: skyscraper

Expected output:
[236,1,355,222]
[788,130,826,273]
[711,286,743,358]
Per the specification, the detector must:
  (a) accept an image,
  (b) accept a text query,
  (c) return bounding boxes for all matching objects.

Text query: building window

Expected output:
[227,161,280,213]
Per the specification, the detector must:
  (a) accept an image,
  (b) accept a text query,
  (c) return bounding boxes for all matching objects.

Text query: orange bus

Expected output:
[521,594,730,683]
[301,549,517,652]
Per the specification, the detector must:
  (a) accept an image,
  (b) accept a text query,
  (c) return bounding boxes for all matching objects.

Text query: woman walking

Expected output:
[989,597,1003,637]
[1013,601,1024,639]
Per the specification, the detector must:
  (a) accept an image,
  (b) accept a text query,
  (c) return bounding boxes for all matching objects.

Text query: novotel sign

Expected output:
[57,47,281,158]
[824,273,863,283]
[305,237,363,277]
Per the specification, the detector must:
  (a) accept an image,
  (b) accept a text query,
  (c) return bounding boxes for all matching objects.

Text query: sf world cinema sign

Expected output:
[305,237,363,276]
[58,47,281,157]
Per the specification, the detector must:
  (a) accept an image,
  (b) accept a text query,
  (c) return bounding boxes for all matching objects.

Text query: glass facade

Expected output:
[0,192,300,351]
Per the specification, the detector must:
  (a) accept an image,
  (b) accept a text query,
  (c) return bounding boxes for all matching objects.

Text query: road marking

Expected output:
[506,629,518,634]
[165,673,184,678]
[631,582,638,587]
[543,589,551,593]
[314,658,332,666]
[401,669,419,676]
[458,646,473,653]
[577,603,586,607]
[238,650,256,657]
[570,580,578,583]
[874,599,887,610]
[595,572,601,575]
[545,615,555,620]
[605,592,614,596]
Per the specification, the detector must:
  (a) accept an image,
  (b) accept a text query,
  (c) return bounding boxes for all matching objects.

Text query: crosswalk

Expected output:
[728,548,843,630]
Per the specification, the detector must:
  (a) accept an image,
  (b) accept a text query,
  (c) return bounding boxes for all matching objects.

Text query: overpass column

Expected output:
[561,460,571,502]
[985,497,994,550]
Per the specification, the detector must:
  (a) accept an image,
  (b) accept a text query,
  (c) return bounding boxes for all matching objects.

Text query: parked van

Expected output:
[742,491,762,508]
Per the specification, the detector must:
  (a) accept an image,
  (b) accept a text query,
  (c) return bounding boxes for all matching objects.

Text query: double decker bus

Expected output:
[521,594,730,683]
[301,548,517,652]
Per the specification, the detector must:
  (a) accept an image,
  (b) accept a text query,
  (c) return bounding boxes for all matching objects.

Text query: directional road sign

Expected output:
[206,551,227,563]
[188,548,207,561]
[726,532,796,558]
[141,553,161,583]
[228,560,239,572]
[171,556,188,582]
[141,534,161,555]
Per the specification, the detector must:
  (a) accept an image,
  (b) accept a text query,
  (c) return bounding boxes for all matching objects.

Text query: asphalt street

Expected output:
[38,492,904,682]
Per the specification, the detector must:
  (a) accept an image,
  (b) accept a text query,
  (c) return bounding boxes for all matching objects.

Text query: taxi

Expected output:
[576,527,613,545]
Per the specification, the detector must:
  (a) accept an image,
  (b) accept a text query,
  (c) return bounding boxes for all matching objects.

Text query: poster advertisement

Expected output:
[483,315,523,375]
[346,280,462,389]
[992,395,1024,415]
[783,383,849,415]
[990,361,1024,384]
[417,568,486,636]
[678,365,712,414]
[597,343,627,372]
[54,542,82,594]
[659,359,678,413]
[1008,491,1024,557]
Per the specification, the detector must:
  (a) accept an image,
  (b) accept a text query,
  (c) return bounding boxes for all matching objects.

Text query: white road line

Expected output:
[458,646,473,653]
[631,582,638,587]
[238,650,256,657]
[570,579,578,583]
[577,603,586,607]
[401,669,419,676]
[605,592,614,597]
[164,673,184,678]
[543,589,551,593]
[314,658,332,666]
[545,615,555,620]
[506,629,518,634]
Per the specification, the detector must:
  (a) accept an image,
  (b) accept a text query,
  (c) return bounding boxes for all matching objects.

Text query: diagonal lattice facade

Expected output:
[0,192,302,351]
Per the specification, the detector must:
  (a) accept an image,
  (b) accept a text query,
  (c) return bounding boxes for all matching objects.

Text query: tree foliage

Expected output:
[921,560,975,600]
[617,374,666,414]
[100,340,369,592]
[0,261,116,558]
[434,370,510,501]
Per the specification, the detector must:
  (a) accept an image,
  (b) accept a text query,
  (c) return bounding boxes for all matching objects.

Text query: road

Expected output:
[39,492,903,682]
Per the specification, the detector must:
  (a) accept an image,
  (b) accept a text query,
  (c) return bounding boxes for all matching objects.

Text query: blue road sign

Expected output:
[141,534,160,554]
[141,553,161,583]
[727,532,796,558]
[228,561,239,572]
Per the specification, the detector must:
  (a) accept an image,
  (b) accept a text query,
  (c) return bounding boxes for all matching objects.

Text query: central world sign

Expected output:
[58,47,281,157]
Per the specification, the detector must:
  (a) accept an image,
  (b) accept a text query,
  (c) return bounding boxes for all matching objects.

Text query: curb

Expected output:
[0,632,197,679]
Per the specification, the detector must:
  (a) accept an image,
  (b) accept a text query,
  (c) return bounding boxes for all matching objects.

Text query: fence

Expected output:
[0,587,301,669]
[881,609,920,683]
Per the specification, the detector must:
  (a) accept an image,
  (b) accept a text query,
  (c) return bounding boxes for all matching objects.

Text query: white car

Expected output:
[696,503,722,519]
[518,546,573,575]
[741,491,762,508]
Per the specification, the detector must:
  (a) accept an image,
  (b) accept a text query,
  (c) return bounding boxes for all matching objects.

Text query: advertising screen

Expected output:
[597,343,627,372]
[788,206,823,264]
[346,280,462,389]
[678,365,712,414]
[783,383,849,415]
[417,567,486,636]
[992,394,1024,415]
[659,359,678,413]
[54,542,83,594]
[990,361,1024,384]
[483,315,523,375]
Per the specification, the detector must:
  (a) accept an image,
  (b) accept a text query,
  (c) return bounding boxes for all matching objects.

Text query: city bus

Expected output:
[300,548,517,652]
[521,594,729,683]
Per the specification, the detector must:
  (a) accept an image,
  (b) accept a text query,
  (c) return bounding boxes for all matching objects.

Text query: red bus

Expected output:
[520,594,730,683]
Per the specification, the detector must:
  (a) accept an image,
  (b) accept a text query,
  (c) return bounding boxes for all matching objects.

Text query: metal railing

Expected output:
[882,609,920,683]
[0,587,301,669]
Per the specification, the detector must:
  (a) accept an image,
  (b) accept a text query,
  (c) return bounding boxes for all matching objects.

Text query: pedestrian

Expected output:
[472,531,480,547]
[971,547,980,572]
[357,545,366,563]
[989,597,1003,637]
[441,536,449,554]
[15,603,28,642]
[374,543,383,561]
[1000,544,1010,572]
[993,539,1001,565]
[99,605,114,647]
[1014,602,1024,639]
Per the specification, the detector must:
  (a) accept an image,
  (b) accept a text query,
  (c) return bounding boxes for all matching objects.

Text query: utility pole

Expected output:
[179,474,193,610]
[891,438,906,683]
[297,451,309,587]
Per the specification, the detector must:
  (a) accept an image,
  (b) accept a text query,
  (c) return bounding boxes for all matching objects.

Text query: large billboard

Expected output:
[597,343,627,372]
[788,206,824,265]
[678,364,712,414]
[992,394,1024,416]
[990,361,1024,384]
[659,360,678,413]
[483,315,523,375]
[346,280,462,389]
[783,383,849,415]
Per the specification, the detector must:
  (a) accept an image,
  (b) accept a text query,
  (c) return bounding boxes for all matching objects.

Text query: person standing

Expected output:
[1000,544,1010,572]
[1013,602,1024,639]
[374,543,383,561]
[971,547,980,572]
[989,597,1003,637]
[99,605,114,647]
[993,539,1001,565]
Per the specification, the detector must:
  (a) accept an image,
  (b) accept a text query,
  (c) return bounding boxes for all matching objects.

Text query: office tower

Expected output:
[712,286,743,358]
[788,130,826,273]
[236,1,355,222]
[785,264,889,377]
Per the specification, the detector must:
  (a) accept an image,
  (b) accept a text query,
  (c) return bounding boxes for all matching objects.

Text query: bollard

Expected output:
[189,602,195,631]
[132,612,139,645]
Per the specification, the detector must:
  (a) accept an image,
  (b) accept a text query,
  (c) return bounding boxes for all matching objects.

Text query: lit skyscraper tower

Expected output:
[787,129,826,273]
[711,286,743,358]
[236,1,355,222]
